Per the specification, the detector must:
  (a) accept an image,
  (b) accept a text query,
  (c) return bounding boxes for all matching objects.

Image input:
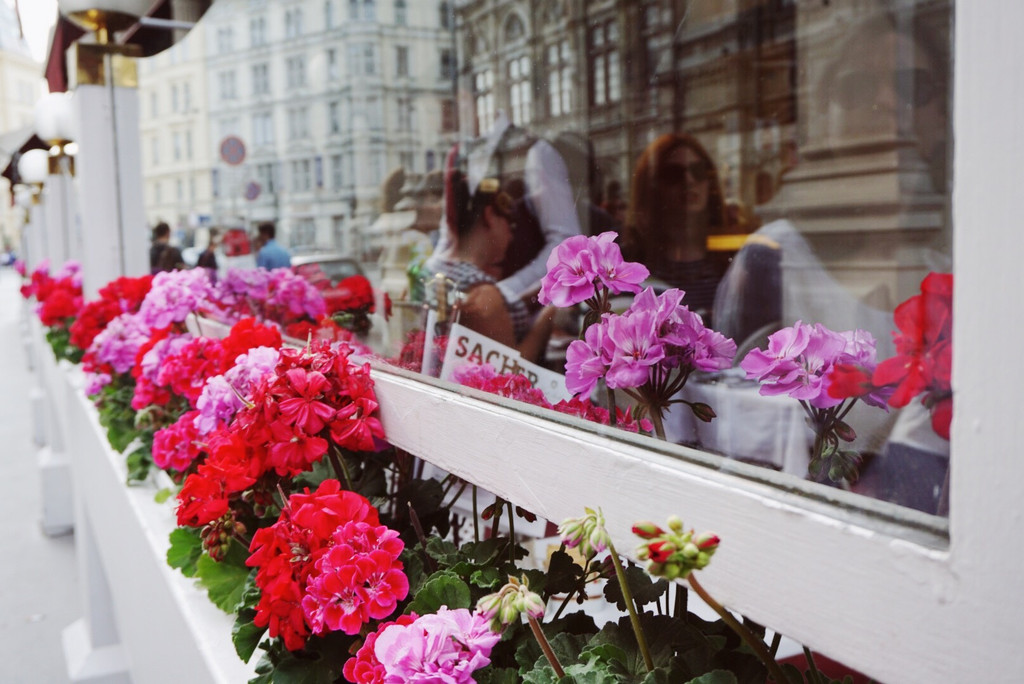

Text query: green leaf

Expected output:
[686,670,740,684]
[196,544,251,613]
[166,527,203,578]
[474,667,522,684]
[154,487,174,504]
[603,563,668,611]
[232,618,267,664]
[406,570,472,614]
[543,548,588,598]
[232,571,265,662]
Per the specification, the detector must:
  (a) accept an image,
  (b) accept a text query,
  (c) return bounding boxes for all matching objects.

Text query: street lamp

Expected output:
[34,92,78,176]
[17,149,49,196]
[58,0,153,43]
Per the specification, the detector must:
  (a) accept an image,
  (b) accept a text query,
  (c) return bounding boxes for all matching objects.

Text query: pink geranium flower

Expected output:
[538,231,648,308]
[373,607,499,683]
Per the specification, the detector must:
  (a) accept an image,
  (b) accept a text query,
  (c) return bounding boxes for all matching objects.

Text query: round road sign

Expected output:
[220,136,246,166]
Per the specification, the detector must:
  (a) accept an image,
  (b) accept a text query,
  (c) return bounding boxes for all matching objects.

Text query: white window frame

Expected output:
[355,6,1024,682]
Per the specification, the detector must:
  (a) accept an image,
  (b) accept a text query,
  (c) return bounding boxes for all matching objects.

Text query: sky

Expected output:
[6,0,58,63]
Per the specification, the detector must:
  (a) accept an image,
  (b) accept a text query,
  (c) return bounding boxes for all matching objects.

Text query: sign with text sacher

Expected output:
[440,323,572,403]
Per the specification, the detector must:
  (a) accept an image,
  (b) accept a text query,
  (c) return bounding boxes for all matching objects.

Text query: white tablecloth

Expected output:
[665,372,812,477]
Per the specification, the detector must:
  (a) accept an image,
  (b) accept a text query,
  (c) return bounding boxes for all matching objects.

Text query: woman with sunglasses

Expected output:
[422,168,556,363]
[623,133,731,324]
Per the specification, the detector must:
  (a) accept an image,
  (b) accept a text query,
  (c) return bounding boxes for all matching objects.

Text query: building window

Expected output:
[396,98,413,131]
[396,46,409,77]
[363,0,376,21]
[325,0,334,29]
[253,111,275,146]
[326,49,339,81]
[290,159,314,192]
[285,7,303,38]
[440,48,455,80]
[330,154,344,190]
[173,132,182,162]
[399,150,415,173]
[185,131,193,160]
[252,63,270,96]
[474,69,494,135]
[348,0,359,20]
[287,107,310,140]
[425,149,436,171]
[257,162,277,194]
[547,40,572,117]
[291,218,316,248]
[590,19,621,106]
[150,92,158,117]
[216,26,233,54]
[218,71,237,101]
[286,56,307,89]
[440,99,457,133]
[509,55,531,125]
[328,101,342,135]
[151,136,159,166]
[183,83,191,112]
[348,43,377,76]
[250,16,267,46]
[439,1,451,29]
[395,0,406,26]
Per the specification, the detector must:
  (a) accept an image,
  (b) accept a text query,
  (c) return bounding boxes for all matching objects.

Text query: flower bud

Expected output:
[631,521,665,540]
[694,532,720,552]
[648,540,676,564]
[667,515,684,534]
[521,590,546,619]
[690,402,717,423]
[681,542,699,559]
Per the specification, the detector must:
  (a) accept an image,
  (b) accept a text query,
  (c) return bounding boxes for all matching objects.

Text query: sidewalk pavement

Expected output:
[0,268,79,683]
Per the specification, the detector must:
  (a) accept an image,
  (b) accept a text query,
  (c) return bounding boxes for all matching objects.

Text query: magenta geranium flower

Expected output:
[564,319,612,396]
[538,232,648,308]
[604,311,665,389]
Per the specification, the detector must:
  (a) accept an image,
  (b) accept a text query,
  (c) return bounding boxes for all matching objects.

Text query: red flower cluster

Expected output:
[21,265,83,330]
[221,317,283,363]
[176,431,264,529]
[828,272,953,439]
[342,613,418,684]
[873,272,953,439]
[245,481,395,651]
[456,366,654,434]
[241,340,385,477]
[69,275,153,351]
[300,520,408,635]
[324,274,376,315]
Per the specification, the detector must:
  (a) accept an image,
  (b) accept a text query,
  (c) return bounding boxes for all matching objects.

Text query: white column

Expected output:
[70,43,147,299]
[42,171,76,268]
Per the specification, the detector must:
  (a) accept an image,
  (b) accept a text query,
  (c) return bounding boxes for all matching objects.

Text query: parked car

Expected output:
[291,254,373,316]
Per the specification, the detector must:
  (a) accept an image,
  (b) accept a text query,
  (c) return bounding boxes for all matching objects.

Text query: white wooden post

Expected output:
[70,42,147,299]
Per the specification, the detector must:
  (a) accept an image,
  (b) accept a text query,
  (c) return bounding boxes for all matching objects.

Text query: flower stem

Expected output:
[606,385,618,427]
[687,574,789,684]
[803,646,825,684]
[607,542,654,672]
[528,615,565,678]
[472,486,480,543]
[648,407,667,440]
[507,501,516,564]
[328,447,354,490]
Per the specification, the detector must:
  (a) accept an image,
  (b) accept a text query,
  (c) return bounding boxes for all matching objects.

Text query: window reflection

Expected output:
[182,0,952,516]
[365,0,953,516]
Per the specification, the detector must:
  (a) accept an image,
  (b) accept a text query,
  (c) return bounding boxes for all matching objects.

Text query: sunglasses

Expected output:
[661,160,711,185]
[832,67,939,110]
